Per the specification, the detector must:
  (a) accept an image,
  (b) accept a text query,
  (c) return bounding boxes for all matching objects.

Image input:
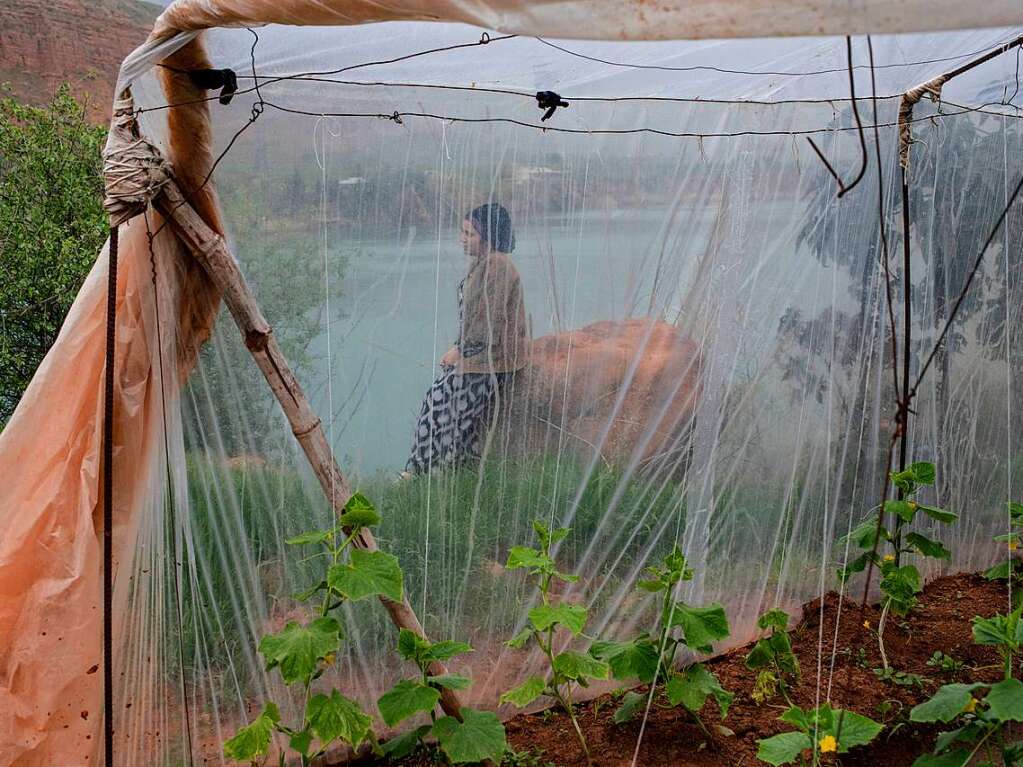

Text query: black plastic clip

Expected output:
[536,91,569,122]
[186,68,239,105]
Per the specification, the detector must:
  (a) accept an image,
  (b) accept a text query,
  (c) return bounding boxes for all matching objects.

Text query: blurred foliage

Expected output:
[174,452,684,682]
[0,86,106,423]
[183,177,348,456]
[780,97,1023,514]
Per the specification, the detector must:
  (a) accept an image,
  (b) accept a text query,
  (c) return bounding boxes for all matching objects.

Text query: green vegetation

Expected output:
[183,227,346,457]
[756,704,882,766]
[0,86,106,423]
[378,631,506,764]
[927,651,967,677]
[746,609,800,705]
[175,452,685,684]
[224,493,392,764]
[838,462,954,666]
[224,491,508,765]
[984,501,1023,603]
[872,666,927,690]
[839,462,954,615]
[910,606,1023,766]
[496,531,730,764]
[499,750,556,767]
[594,548,732,735]
[499,520,607,764]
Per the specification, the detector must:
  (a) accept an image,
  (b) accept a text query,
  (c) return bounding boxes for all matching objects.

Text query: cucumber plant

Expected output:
[590,546,732,735]
[756,704,882,766]
[909,605,1023,766]
[224,493,399,765]
[984,501,1023,604]
[839,462,955,614]
[746,608,800,705]
[377,630,507,764]
[499,521,608,764]
[927,651,966,677]
[838,462,954,666]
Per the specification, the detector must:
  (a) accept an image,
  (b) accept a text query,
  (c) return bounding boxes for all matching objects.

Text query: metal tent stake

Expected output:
[154,180,464,719]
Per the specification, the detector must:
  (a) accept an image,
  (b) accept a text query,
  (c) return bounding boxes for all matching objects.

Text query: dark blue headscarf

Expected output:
[468,203,515,253]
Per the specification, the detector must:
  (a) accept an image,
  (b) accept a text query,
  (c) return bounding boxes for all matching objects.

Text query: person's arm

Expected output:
[440,345,461,367]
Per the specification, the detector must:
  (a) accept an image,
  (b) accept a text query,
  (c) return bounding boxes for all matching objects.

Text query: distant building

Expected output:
[511,165,562,184]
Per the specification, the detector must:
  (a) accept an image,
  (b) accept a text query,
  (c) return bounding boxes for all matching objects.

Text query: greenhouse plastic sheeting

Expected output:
[151,0,1023,40]
[2,15,1023,767]
[0,216,218,765]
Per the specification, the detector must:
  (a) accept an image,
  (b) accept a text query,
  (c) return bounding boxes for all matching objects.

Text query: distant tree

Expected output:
[779,96,1023,513]
[186,165,348,458]
[0,86,107,423]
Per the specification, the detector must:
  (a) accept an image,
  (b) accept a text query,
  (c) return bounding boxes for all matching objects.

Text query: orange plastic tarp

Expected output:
[0,216,212,766]
[153,0,1023,42]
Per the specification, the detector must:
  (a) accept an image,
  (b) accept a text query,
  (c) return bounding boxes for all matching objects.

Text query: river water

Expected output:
[300,201,813,476]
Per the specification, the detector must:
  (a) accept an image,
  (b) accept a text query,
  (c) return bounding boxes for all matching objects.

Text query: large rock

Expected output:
[498,318,702,470]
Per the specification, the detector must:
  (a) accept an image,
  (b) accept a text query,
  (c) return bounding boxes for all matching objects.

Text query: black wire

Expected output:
[136,32,1023,118]
[103,225,117,767]
[805,36,869,198]
[256,98,1011,138]
[226,73,910,106]
[535,35,1022,78]
[137,35,1021,252]
[942,99,1023,118]
[838,36,869,197]
[136,32,516,116]
[248,27,264,109]
[264,31,512,82]
[869,36,901,407]
[859,34,902,610]
[1006,44,1022,106]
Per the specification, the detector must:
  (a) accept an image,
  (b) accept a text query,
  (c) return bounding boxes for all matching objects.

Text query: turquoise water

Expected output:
[303,207,719,475]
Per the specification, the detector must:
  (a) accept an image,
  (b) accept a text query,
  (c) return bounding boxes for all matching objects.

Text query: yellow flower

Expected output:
[323,652,336,665]
[883,554,896,562]
[819,735,838,753]
[1010,541,1019,552]
[863,620,871,630]
[963,698,978,713]
[907,501,918,510]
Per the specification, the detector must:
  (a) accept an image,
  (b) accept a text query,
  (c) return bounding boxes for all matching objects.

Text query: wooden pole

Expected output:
[154,180,464,718]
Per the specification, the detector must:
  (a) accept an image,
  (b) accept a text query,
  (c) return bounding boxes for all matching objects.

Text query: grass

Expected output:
[167,453,686,692]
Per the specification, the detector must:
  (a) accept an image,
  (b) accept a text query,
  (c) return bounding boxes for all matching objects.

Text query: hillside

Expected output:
[0,0,160,122]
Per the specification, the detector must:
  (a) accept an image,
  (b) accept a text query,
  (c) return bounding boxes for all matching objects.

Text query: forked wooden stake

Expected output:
[154,180,464,718]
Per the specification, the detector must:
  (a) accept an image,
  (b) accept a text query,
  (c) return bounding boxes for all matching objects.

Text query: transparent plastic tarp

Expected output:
[9,21,1023,766]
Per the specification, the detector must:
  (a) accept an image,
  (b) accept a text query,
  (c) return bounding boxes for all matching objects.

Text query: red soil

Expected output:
[367,572,1010,767]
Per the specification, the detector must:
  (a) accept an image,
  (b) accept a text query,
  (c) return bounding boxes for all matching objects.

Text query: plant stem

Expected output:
[690,710,713,741]
[774,656,795,706]
[319,526,357,616]
[961,725,997,766]
[891,517,907,569]
[877,599,892,671]
[555,683,590,765]
[534,621,590,764]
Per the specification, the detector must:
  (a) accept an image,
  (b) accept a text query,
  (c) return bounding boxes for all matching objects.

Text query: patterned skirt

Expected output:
[405,368,506,474]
